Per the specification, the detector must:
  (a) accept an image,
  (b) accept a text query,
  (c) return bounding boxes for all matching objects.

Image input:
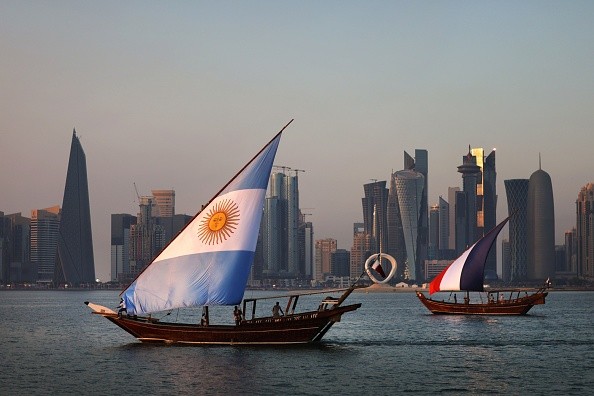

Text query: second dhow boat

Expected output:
[416,216,549,315]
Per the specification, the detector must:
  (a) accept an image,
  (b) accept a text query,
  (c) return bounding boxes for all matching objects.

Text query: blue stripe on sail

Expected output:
[221,134,280,194]
[122,250,254,315]
[459,244,486,292]
[459,217,509,292]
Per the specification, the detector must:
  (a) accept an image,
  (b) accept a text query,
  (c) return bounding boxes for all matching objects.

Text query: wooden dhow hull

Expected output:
[416,290,547,315]
[92,303,361,345]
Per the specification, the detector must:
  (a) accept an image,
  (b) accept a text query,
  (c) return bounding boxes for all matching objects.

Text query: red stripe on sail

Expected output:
[429,264,450,295]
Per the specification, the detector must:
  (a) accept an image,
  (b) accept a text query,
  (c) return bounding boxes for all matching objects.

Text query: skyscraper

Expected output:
[565,228,577,275]
[527,162,555,280]
[301,219,314,279]
[473,148,497,275]
[0,212,10,282]
[1,212,32,283]
[505,179,529,282]
[286,172,300,275]
[454,190,467,254]
[447,187,460,250]
[428,204,439,260]
[350,223,370,279]
[31,206,60,284]
[111,213,136,282]
[129,196,165,277]
[331,249,350,277]
[409,149,429,280]
[438,196,450,256]
[315,238,336,281]
[54,130,95,285]
[576,183,594,278]
[457,148,481,252]
[394,169,425,281]
[362,180,388,254]
[458,147,497,278]
[262,170,302,277]
[151,189,175,217]
[263,195,284,275]
[387,172,406,280]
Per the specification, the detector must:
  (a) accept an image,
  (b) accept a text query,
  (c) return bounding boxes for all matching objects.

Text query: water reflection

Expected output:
[1,290,593,395]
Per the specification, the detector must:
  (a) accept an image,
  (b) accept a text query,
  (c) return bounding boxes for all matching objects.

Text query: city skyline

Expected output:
[2,2,594,281]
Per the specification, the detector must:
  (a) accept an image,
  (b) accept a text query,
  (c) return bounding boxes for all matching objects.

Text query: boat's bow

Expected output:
[84,301,117,316]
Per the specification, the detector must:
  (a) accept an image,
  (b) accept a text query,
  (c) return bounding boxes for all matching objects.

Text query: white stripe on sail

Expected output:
[438,242,476,291]
[154,189,265,262]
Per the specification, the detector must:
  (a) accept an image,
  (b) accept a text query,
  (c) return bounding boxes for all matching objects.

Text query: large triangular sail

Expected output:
[429,216,510,294]
[121,122,291,315]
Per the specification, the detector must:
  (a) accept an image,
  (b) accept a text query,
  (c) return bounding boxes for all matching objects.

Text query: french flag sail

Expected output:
[121,122,290,315]
[429,216,510,295]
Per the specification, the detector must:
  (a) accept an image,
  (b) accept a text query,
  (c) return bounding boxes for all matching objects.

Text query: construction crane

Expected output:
[293,169,305,177]
[273,165,292,174]
[133,182,141,201]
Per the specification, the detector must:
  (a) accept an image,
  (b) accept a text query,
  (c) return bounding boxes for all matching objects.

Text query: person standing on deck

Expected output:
[117,298,127,317]
[272,302,284,318]
[233,306,242,325]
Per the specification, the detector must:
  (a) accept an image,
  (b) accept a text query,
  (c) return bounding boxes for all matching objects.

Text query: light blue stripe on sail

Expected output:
[122,250,254,314]
[221,134,280,194]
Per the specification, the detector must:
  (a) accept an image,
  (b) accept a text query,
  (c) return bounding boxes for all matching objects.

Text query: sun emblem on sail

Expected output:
[197,199,240,245]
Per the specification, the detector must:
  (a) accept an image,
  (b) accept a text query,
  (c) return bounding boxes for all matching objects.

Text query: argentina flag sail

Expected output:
[121,122,291,315]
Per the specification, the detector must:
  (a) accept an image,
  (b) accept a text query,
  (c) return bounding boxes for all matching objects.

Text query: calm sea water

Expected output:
[0,289,592,395]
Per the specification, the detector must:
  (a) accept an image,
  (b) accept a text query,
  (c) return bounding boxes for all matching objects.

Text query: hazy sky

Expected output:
[2,1,593,281]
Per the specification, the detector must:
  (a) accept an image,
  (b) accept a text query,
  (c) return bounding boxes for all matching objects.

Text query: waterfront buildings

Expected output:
[457,148,481,253]
[375,149,429,283]
[428,198,450,261]
[31,206,60,283]
[301,219,314,279]
[0,212,31,283]
[362,180,388,255]
[452,147,498,278]
[315,238,337,281]
[576,183,594,278]
[331,249,350,277]
[504,179,529,282]
[387,173,406,280]
[406,150,429,281]
[527,164,555,280]
[54,130,95,285]
[350,223,370,279]
[262,170,303,277]
[111,189,191,282]
[565,228,577,275]
[151,189,175,217]
[129,196,165,277]
[110,214,136,282]
[394,169,425,281]
[471,148,497,275]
